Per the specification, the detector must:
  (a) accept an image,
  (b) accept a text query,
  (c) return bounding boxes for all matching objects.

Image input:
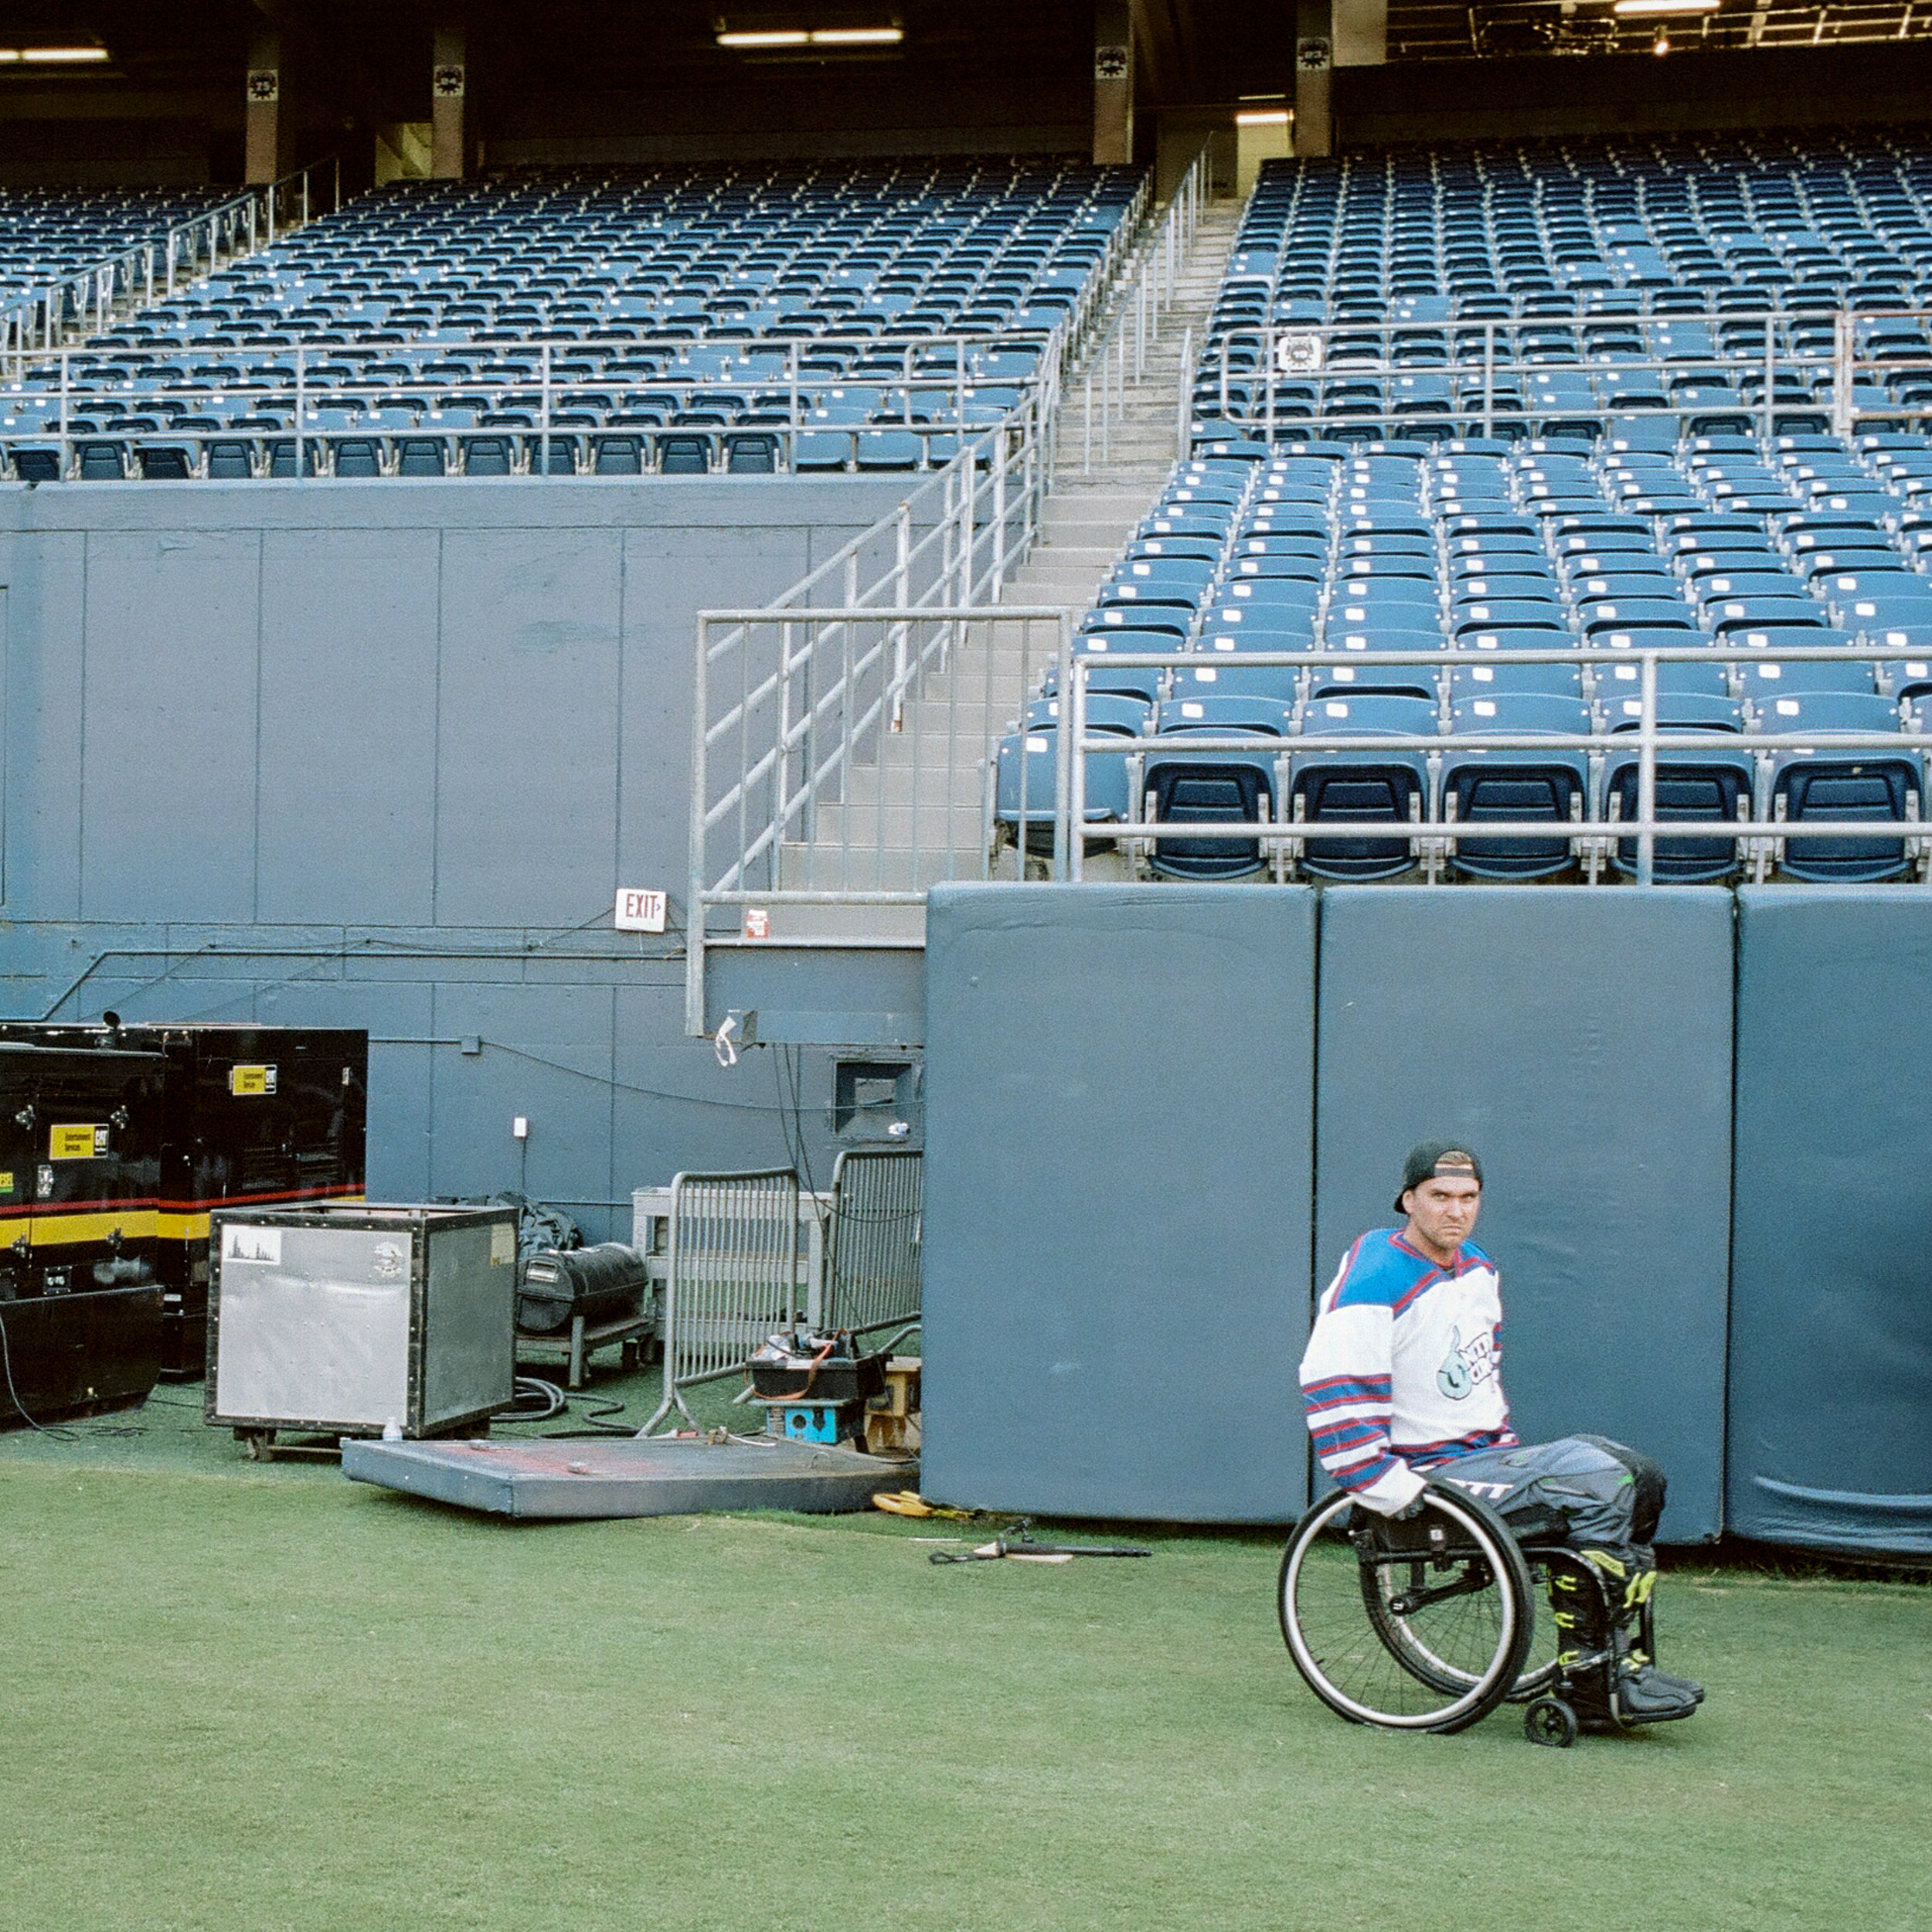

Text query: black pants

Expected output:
[1423,1433,1667,1619]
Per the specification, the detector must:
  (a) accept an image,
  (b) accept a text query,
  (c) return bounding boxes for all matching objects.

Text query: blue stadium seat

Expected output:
[1441,694,1592,879]
[1601,695,1756,883]
[1757,690,1923,882]
[1140,696,1295,880]
[1289,694,1438,882]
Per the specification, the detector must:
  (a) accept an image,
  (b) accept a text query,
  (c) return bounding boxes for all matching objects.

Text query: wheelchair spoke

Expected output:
[1280,1488,1536,1733]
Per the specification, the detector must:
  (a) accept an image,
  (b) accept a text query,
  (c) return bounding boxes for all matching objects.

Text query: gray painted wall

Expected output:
[0,474,912,1236]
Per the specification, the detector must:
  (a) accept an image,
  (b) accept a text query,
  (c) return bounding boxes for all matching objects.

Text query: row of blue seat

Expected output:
[0,186,231,304]
[994,434,1932,886]
[1074,440,1932,663]
[77,162,1138,362]
[1221,132,1932,321]
[994,680,1927,887]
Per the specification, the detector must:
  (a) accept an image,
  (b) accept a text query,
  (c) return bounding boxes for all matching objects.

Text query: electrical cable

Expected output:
[0,1306,79,1439]
[498,1375,570,1423]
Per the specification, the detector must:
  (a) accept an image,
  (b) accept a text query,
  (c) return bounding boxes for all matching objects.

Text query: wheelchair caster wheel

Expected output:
[1525,1696,1579,1747]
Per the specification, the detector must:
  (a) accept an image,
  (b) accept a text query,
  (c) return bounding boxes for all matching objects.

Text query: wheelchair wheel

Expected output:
[1278,1484,1536,1733]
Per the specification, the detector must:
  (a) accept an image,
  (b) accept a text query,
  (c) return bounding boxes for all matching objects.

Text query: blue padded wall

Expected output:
[1731,890,1932,1555]
[922,883,1317,1522]
[1315,888,1733,1544]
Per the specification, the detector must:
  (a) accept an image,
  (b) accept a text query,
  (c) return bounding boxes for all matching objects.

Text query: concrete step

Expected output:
[813,799,988,846]
[780,845,976,896]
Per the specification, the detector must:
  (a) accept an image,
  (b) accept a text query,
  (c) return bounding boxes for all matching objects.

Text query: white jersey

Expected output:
[1298,1226,1516,1515]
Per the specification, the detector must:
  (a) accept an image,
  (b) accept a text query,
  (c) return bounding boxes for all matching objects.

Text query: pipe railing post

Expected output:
[1636,651,1658,887]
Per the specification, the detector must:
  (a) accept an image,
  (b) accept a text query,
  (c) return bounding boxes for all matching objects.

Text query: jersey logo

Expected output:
[1436,1325,1498,1401]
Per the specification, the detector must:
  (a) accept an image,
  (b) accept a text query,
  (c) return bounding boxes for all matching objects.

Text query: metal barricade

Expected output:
[641,1167,801,1434]
[822,1149,923,1338]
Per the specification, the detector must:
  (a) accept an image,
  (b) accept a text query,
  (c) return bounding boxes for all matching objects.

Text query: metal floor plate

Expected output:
[342,1432,916,1519]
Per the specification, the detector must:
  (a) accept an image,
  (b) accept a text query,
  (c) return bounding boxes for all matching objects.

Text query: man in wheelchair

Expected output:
[1298,1141,1703,1730]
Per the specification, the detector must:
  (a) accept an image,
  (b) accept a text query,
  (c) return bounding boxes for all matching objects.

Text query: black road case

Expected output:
[0,1040,165,1426]
[0,1024,367,1376]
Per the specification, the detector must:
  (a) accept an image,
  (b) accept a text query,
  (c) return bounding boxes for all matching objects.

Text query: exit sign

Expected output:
[614,887,668,934]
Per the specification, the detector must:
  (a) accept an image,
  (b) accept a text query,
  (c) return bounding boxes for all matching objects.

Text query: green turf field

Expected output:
[4,1375,1928,1932]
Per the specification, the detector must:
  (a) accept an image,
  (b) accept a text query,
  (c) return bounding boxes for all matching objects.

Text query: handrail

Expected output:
[0,157,341,380]
[0,324,1061,482]
[685,393,1060,1031]
[1080,147,1209,473]
[1051,638,1932,890]
[1192,308,1932,447]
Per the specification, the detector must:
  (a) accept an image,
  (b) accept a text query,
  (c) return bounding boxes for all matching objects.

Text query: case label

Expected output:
[491,1222,515,1265]
[49,1124,107,1160]
[229,1064,277,1097]
[222,1225,282,1266]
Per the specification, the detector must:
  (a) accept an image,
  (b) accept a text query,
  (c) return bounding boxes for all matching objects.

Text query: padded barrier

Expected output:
[1314,887,1733,1544]
[1730,889,1932,1555]
[921,883,1316,1522]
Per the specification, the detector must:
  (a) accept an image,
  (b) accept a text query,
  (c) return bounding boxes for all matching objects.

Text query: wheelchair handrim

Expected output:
[1281,1488,1531,1732]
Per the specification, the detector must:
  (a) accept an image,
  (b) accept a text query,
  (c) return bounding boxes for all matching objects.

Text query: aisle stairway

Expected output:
[775,192,1245,933]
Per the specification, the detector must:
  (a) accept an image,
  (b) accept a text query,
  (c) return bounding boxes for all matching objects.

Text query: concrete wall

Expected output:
[0,474,910,1236]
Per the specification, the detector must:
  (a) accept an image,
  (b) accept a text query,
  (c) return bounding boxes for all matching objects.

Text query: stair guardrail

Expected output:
[1080,148,1209,472]
[0,158,341,380]
[684,390,1063,1034]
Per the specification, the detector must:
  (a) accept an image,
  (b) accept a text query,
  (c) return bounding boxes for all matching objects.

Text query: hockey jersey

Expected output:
[1298,1227,1516,1515]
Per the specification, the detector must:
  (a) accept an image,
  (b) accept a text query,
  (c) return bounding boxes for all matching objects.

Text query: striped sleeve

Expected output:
[1299,1278,1427,1517]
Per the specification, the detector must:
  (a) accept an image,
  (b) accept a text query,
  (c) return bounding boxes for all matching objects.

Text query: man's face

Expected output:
[1401,1175,1481,1258]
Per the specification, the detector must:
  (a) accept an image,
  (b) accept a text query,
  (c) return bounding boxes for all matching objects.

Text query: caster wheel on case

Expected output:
[242,1429,276,1463]
[1525,1696,1579,1747]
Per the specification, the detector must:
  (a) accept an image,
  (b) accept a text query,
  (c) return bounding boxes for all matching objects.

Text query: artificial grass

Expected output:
[3,1388,1930,1932]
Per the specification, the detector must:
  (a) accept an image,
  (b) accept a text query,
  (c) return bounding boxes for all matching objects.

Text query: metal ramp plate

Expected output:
[342,1433,913,1520]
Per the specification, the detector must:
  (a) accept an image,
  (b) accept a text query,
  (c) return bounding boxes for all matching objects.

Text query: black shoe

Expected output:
[1628,1646,1705,1705]
[1614,1662,1701,1724]
[1636,1665,1705,1705]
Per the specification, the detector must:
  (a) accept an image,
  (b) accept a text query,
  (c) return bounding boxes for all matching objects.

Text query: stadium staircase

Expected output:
[777,190,1244,928]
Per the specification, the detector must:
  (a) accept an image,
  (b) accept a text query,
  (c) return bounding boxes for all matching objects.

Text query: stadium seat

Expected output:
[1440,694,1592,879]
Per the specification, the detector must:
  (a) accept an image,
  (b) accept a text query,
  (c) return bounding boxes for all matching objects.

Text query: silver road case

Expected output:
[206,1203,518,1448]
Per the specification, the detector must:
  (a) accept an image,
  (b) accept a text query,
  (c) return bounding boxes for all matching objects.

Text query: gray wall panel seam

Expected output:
[76,531,87,920]
[252,529,264,924]
[431,528,444,927]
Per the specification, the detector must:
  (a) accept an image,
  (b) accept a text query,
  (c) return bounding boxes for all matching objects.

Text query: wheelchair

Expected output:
[1277,1478,1660,1747]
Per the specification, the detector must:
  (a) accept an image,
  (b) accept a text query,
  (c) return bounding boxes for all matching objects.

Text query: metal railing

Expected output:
[1043,639,1932,889]
[685,388,1065,1030]
[641,1167,801,1434]
[0,324,1065,482]
[0,159,340,379]
[821,1148,923,1338]
[1188,308,1932,447]
[1081,148,1209,472]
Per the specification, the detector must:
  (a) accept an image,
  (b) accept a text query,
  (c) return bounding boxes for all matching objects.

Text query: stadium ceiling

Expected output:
[1,0,1922,97]
[1387,0,1932,57]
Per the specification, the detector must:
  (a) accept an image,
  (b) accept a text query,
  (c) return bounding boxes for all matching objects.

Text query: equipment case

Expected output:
[206,1202,516,1455]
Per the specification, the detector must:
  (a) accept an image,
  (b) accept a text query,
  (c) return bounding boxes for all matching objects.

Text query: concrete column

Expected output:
[1332,0,1388,66]
[1294,0,1334,158]
[244,27,282,185]
[1093,0,1134,166]
[431,23,467,180]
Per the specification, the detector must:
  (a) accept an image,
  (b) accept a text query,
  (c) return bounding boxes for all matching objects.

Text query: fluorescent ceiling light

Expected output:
[717,29,811,46]
[1236,110,1291,125]
[808,26,903,42]
[1611,0,1717,15]
[19,45,111,62]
